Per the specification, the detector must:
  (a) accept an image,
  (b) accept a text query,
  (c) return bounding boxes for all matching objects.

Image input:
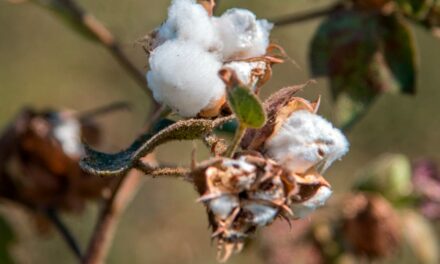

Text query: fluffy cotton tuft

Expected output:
[223,61,266,89]
[209,194,239,220]
[147,40,225,117]
[266,110,349,174]
[244,203,278,226]
[52,115,83,158]
[214,8,273,60]
[158,0,220,50]
[291,186,332,218]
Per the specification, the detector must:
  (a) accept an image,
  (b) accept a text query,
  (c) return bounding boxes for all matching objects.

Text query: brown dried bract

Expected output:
[191,154,298,262]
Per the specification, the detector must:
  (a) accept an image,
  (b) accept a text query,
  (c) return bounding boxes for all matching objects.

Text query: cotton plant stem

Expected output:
[272,3,342,27]
[226,124,246,158]
[135,161,191,179]
[82,169,143,264]
[25,0,161,116]
[77,101,131,122]
[45,208,83,260]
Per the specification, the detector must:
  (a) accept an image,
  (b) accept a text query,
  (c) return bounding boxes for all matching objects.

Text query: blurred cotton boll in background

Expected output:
[265,110,349,174]
[147,40,225,117]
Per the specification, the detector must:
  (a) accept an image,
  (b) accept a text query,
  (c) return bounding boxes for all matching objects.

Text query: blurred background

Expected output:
[0,0,439,263]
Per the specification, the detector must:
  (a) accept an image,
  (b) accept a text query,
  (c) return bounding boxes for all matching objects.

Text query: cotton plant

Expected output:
[81,0,349,262]
[145,0,279,117]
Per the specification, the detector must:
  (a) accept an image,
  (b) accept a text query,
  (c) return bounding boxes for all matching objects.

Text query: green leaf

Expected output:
[227,86,266,128]
[396,0,433,17]
[80,116,234,176]
[310,10,379,77]
[0,214,15,264]
[309,10,418,128]
[380,15,417,94]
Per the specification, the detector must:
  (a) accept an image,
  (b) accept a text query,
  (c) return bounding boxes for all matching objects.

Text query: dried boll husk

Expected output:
[0,109,114,219]
[191,154,297,262]
[342,193,401,258]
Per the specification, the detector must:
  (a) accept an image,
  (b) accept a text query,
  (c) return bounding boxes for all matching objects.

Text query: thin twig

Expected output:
[272,3,343,27]
[55,0,149,92]
[82,169,143,264]
[77,101,131,122]
[27,0,161,116]
[135,161,190,179]
[45,208,83,260]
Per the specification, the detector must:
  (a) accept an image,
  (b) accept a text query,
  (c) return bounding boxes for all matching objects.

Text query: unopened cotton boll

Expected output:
[147,40,225,117]
[214,8,273,60]
[158,0,220,50]
[266,110,349,174]
[291,186,332,218]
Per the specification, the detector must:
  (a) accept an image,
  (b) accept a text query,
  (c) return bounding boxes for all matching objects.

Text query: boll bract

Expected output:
[265,110,349,174]
[147,40,225,117]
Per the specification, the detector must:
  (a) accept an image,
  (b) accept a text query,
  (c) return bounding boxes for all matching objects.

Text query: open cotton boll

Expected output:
[147,40,225,117]
[244,203,278,226]
[214,8,273,60]
[157,0,220,50]
[209,194,239,220]
[266,110,349,174]
[291,186,332,218]
[223,61,266,89]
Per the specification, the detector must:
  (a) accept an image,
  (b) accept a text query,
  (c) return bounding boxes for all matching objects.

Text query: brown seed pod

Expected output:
[342,193,401,258]
[0,108,113,221]
[191,154,297,262]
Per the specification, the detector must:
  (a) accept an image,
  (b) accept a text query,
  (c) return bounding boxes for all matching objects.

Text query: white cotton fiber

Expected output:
[147,40,226,117]
[214,8,273,60]
[244,203,278,226]
[266,110,349,174]
[158,0,220,50]
[291,186,332,218]
[52,114,84,158]
[223,61,266,89]
[209,194,239,220]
